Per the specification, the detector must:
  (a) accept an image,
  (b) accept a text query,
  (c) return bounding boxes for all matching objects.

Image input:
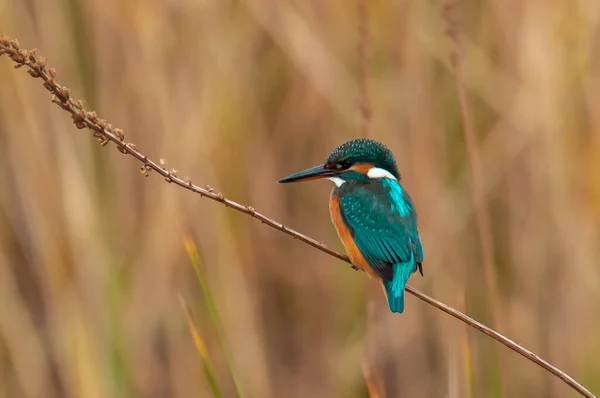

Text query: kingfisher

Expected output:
[278,139,423,313]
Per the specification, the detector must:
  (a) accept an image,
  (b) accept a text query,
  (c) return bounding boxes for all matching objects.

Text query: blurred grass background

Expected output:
[1,0,600,397]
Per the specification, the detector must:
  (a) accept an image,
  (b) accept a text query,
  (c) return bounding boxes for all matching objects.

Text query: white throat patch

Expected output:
[327,177,345,187]
[367,167,397,180]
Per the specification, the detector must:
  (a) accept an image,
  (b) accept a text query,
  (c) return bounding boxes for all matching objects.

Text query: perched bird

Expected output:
[278,139,423,313]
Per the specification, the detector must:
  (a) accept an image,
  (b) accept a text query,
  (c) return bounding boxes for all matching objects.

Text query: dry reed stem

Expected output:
[357,2,378,392]
[0,35,594,398]
[357,0,371,137]
[361,359,385,398]
[441,0,509,395]
[443,0,500,323]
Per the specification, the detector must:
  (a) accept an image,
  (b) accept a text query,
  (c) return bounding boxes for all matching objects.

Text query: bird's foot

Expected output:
[351,265,360,271]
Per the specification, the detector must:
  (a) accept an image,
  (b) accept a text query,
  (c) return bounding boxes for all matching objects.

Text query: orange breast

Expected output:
[329,190,379,278]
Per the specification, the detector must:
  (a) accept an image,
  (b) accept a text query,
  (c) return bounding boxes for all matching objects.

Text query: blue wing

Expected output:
[338,179,423,313]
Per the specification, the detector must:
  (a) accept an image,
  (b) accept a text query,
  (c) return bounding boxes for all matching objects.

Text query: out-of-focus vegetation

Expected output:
[1,0,599,397]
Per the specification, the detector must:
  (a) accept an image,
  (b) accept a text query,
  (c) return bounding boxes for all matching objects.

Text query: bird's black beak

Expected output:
[277,164,337,183]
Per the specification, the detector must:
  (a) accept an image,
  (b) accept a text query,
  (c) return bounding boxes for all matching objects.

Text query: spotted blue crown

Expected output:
[326,138,400,179]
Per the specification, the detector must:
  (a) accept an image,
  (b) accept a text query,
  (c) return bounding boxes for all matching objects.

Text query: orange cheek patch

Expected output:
[349,163,374,174]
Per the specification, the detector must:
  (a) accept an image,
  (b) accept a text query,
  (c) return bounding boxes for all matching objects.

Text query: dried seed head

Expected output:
[59,87,70,100]
[10,39,20,50]
[140,166,147,174]
[206,185,214,192]
[87,111,97,122]
[27,69,39,78]
[113,128,124,140]
[216,193,225,200]
[100,138,110,147]
[47,68,56,78]
[71,114,86,129]
[51,95,70,110]
[247,206,255,214]
[28,49,37,61]
[160,159,167,168]
[36,57,46,68]
[74,100,84,110]
[97,119,107,129]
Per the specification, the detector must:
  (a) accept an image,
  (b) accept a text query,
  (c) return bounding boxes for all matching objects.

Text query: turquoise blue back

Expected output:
[337,178,423,313]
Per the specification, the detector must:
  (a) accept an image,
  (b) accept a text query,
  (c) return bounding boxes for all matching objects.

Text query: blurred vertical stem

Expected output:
[357,0,371,137]
[107,269,134,398]
[441,1,508,395]
[63,0,97,103]
[358,4,381,394]
[458,292,474,398]
[182,233,245,398]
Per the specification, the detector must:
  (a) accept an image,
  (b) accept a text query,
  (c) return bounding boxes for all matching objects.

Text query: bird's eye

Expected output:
[334,160,352,170]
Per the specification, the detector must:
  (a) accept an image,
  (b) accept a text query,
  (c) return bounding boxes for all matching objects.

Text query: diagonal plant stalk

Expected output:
[178,294,224,398]
[182,234,245,398]
[0,35,595,398]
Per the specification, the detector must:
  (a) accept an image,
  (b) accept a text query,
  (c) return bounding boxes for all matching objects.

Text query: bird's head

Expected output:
[278,138,400,187]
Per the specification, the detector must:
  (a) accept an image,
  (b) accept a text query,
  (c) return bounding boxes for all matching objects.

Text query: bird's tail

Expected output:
[382,262,413,313]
